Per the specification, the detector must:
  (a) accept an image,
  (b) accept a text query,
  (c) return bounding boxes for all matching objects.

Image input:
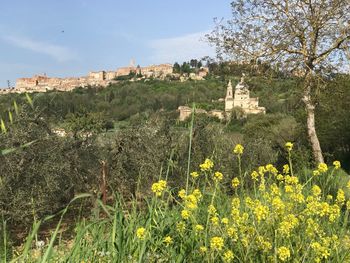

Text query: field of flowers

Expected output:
[8,142,350,262]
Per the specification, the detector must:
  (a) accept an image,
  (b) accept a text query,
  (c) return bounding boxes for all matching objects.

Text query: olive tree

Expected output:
[207,0,350,163]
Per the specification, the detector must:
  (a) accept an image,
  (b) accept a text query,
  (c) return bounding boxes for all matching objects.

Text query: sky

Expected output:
[0,0,232,88]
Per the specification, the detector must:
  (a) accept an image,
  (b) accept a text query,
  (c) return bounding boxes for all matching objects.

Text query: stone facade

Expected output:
[225,76,266,116]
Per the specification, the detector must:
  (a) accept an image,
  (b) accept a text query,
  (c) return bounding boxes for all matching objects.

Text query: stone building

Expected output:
[225,76,266,116]
[178,75,265,121]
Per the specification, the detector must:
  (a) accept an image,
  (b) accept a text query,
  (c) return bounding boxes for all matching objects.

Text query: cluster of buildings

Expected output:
[0,61,195,94]
[178,75,266,120]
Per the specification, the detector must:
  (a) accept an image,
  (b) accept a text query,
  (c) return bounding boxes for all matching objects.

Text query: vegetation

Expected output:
[207,0,350,163]
[3,139,350,262]
[0,61,349,262]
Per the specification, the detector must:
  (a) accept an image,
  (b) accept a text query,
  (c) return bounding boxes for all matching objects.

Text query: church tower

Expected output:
[225,80,234,113]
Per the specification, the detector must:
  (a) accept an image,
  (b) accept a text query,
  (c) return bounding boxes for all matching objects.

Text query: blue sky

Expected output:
[0,0,232,88]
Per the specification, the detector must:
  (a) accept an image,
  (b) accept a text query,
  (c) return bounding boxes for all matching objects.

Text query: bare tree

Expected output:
[207,0,350,163]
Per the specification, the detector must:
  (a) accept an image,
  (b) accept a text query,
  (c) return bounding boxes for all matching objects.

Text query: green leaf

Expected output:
[8,111,13,124]
[13,100,19,115]
[25,93,33,108]
[1,119,6,133]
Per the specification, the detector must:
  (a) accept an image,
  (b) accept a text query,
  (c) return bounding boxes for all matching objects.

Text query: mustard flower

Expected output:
[163,236,173,246]
[258,166,266,176]
[282,164,290,174]
[231,177,240,188]
[190,171,199,178]
[277,246,291,261]
[313,170,320,176]
[312,185,322,197]
[192,189,202,200]
[214,171,223,181]
[136,227,146,240]
[333,160,341,169]
[151,180,167,196]
[211,216,220,226]
[251,171,259,181]
[178,189,186,199]
[227,226,238,240]
[266,164,278,175]
[336,189,345,206]
[195,224,204,232]
[199,246,207,254]
[210,236,224,251]
[223,250,234,262]
[208,204,217,215]
[318,163,328,173]
[285,142,293,151]
[199,158,214,171]
[181,209,190,220]
[253,202,269,223]
[276,174,284,181]
[233,144,244,155]
[221,217,229,225]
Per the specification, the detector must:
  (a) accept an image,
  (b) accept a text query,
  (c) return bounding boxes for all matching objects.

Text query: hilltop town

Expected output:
[0,61,209,94]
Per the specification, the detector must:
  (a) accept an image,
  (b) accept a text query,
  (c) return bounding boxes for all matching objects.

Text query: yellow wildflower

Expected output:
[163,236,173,246]
[231,177,240,188]
[283,164,290,174]
[214,171,223,181]
[318,163,328,173]
[195,224,204,232]
[199,246,207,254]
[184,194,198,210]
[258,166,266,176]
[223,250,234,262]
[136,227,146,240]
[210,236,224,251]
[336,189,345,206]
[208,204,217,215]
[313,170,320,176]
[178,189,186,199]
[277,246,291,261]
[333,160,341,169]
[266,164,278,175]
[190,171,199,178]
[276,174,284,181]
[151,180,167,196]
[211,216,220,226]
[181,209,190,220]
[251,171,259,181]
[192,189,202,200]
[285,142,293,151]
[233,144,244,154]
[312,185,322,197]
[199,158,214,171]
[227,226,238,240]
[221,217,229,225]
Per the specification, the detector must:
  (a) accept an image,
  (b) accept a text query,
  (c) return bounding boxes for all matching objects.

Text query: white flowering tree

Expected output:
[207,0,350,163]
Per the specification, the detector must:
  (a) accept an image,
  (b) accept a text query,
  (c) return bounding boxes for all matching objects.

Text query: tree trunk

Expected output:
[303,72,324,164]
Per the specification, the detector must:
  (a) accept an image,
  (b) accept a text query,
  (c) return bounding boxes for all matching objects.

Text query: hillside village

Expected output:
[0,61,209,94]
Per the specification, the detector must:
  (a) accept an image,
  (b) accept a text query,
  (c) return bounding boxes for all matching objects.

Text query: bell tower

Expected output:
[225,80,234,113]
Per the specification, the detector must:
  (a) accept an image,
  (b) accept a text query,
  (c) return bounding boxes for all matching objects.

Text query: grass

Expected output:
[2,110,350,262]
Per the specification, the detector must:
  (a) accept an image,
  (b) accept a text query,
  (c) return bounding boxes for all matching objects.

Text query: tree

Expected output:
[207,0,350,163]
[190,59,198,68]
[173,62,181,73]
